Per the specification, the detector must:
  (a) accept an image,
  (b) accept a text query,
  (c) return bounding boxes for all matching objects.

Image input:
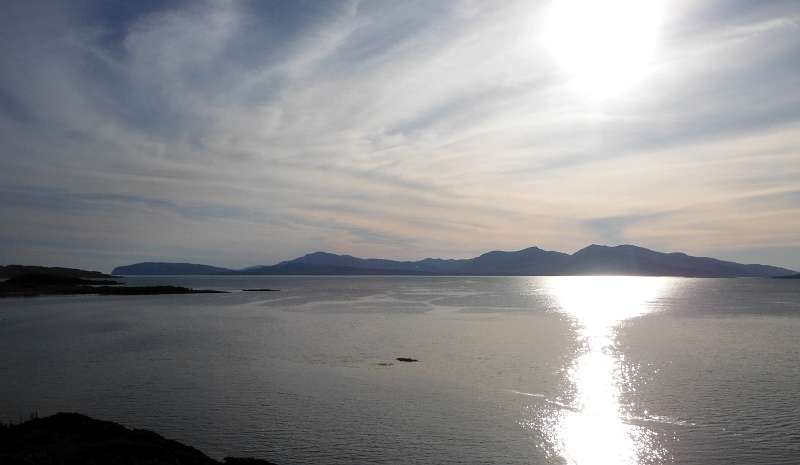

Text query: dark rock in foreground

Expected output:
[0,412,278,465]
[0,273,227,298]
[396,357,419,362]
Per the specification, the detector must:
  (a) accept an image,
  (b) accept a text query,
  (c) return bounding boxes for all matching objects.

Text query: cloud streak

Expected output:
[2,0,800,271]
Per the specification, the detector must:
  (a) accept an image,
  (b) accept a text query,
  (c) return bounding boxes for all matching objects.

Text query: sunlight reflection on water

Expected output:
[542,276,668,464]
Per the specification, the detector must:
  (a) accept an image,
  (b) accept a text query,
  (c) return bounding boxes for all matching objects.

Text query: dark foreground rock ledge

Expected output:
[0,412,278,465]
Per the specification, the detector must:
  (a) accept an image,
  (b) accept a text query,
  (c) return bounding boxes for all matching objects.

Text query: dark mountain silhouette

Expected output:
[271,251,465,274]
[0,265,113,279]
[566,244,792,277]
[114,253,467,276]
[111,244,798,277]
[112,262,234,275]
[231,262,430,276]
[453,246,570,275]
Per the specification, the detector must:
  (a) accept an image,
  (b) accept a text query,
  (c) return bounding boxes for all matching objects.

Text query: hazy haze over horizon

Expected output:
[2,0,800,273]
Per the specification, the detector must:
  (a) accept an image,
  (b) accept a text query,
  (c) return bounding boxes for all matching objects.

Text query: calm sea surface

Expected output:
[1,276,798,464]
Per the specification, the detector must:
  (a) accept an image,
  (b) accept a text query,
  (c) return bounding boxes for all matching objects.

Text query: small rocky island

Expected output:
[0,412,277,464]
[0,273,227,298]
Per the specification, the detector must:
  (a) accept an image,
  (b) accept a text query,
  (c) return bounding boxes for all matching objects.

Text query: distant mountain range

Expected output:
[111,244,798,278]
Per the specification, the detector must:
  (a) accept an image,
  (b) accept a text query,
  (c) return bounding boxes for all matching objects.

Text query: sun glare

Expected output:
[542,276,668,463]
[543,0,664,99]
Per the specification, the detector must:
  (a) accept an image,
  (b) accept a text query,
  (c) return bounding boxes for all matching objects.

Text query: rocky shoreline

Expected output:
[0,412,277,465]
[0,273,227,298]
[773,273,800,279]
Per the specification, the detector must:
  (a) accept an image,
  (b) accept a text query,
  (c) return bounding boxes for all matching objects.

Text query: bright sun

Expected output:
[543,0,663,99]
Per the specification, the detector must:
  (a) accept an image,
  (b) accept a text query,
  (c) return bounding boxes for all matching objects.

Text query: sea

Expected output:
[0,276,798,464]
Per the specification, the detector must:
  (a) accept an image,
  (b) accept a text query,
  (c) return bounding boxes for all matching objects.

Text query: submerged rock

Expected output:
[396,357,419,362]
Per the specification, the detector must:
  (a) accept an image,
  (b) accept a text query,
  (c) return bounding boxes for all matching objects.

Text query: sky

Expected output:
[2,0,800,273]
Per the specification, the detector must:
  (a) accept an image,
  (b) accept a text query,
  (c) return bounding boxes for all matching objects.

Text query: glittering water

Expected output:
[1,276,798,464]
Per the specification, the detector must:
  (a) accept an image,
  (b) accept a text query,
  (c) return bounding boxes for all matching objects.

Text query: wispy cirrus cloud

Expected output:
[1,0,800,271]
